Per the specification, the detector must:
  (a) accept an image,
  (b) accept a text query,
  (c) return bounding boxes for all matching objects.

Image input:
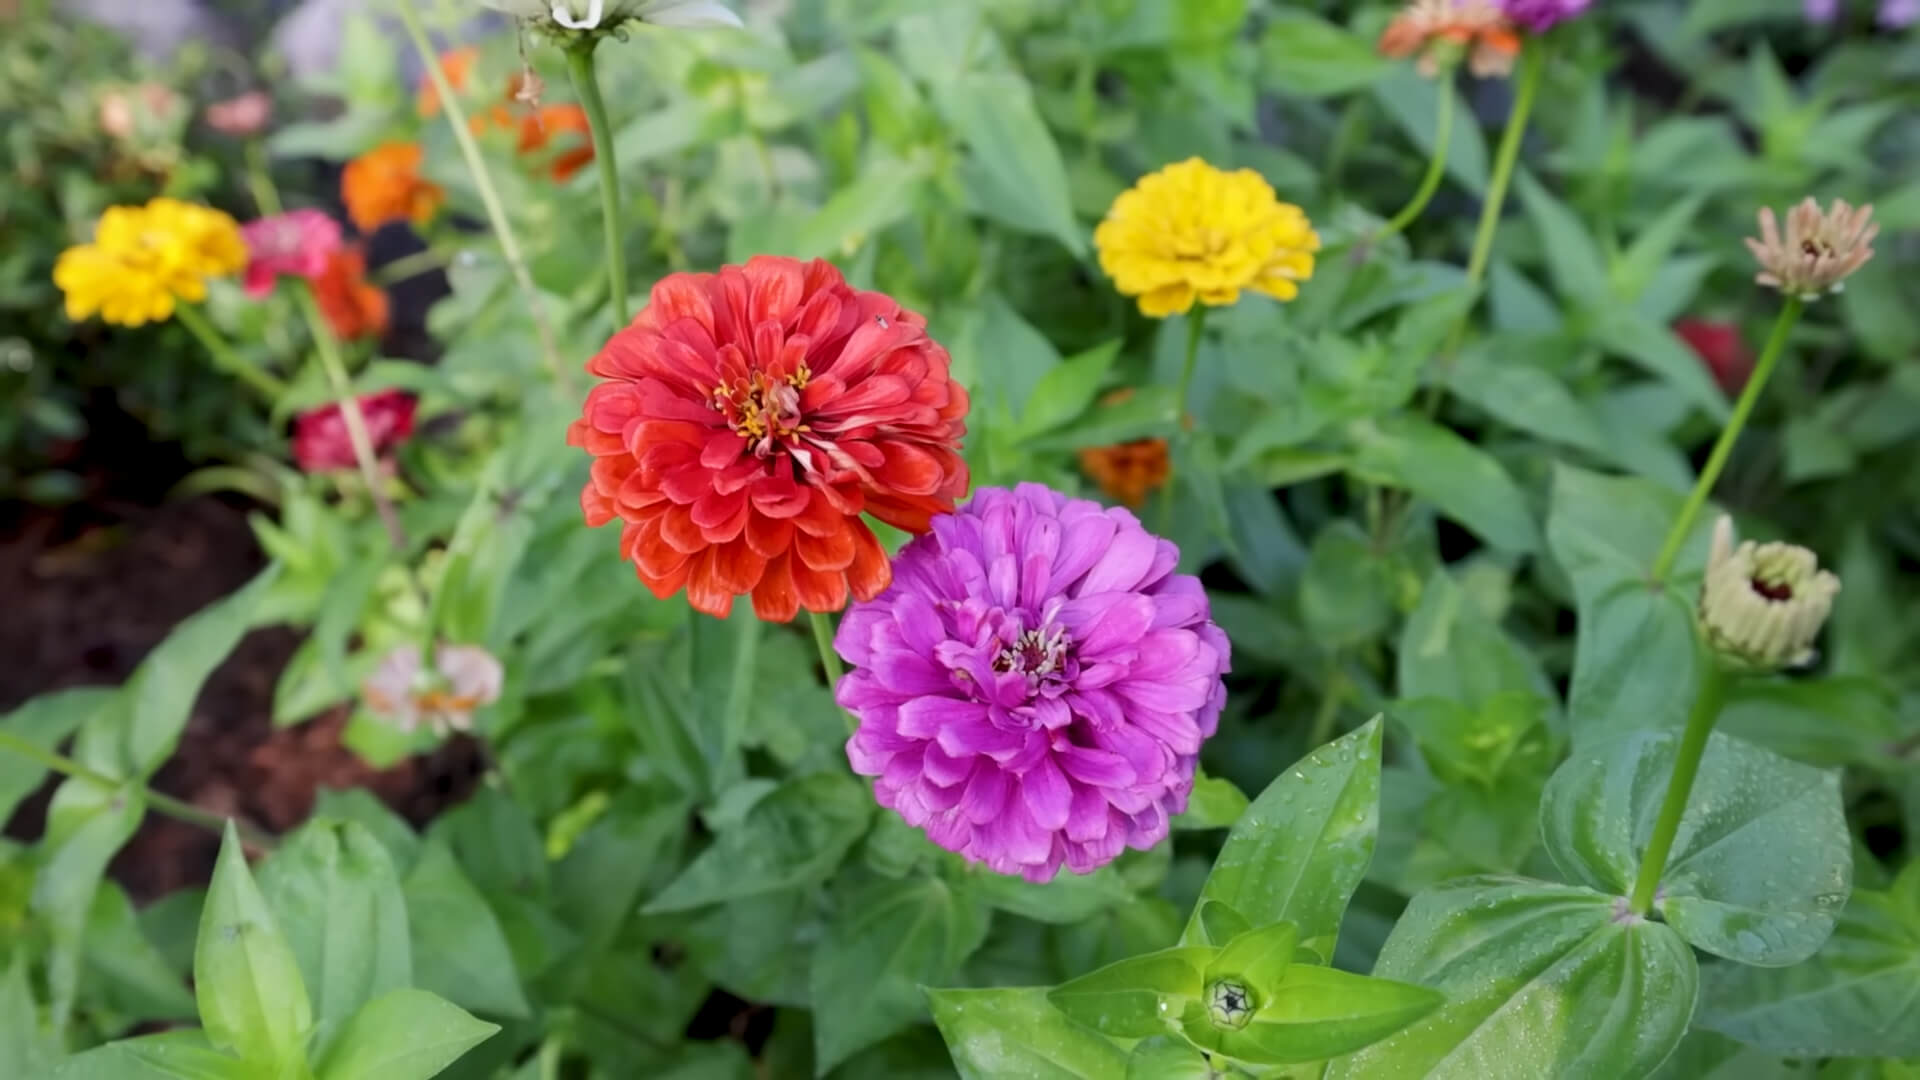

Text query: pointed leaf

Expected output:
[403,841,530,1019]
[644,772,870,914]
[315,989,498,1080]
[1349,415,1540,553]
[1193,964,1443,1065]
[1046,947,1212,1038]
[929,987,1130,1080]
[196,822,312,1068]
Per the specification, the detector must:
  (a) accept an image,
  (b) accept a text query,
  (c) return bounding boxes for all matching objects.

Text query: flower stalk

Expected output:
[565,39,631,325]
[1627,658,1725,915]
[291,283,410,554]
[809,610,850,731]
[1648,298,1802,584]
[1380,83,1454,238]
[173,303,285,399]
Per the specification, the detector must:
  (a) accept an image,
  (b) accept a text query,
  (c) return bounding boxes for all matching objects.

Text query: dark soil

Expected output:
[1,394,479,902]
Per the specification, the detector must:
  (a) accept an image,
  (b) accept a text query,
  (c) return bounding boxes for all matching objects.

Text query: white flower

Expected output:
[480,0,742,31]
[362,643,504,736]
[1698,516,1840,671]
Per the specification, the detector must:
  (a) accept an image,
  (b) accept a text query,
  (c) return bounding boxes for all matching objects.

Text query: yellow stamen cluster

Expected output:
[53,198,246,327]
[1094,158,1319,318]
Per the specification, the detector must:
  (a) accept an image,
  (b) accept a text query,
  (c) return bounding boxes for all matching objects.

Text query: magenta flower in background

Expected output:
[1804,0,1916,23]
[1501,0,1591,31]
[836,483,1231,882]
[240,209,342,297]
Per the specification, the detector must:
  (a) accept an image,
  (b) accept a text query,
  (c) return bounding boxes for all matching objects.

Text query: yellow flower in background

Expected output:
[53,198,245,327]
[1094,157,1320,318]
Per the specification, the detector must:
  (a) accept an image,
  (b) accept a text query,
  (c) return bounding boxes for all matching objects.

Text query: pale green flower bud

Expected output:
[1698,516,1840,671]
[1205,978,1256,1031]
[479,0,741,33]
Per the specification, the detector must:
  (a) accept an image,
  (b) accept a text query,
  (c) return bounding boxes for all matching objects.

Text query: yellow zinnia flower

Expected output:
[1094,158,1320,318]
[53,199,245,327]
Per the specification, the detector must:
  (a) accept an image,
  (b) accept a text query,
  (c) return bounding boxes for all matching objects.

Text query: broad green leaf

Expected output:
[1174,772,1249,831]
[1046,946,1212,1038]
[82,882,196,1022]
[1019,341,1121,438]
[1446,340,1610,457]
[1299,520,1399,648]
[1541,729,1849,966]
[1349,414,1540,553]
[120,567,279,777]
[684,889,816,1008]
[49,1031,255,1080]
[196,823,312,1069]
[426,788,548,903]
[1125,1036,1217,1080]
[1326,877,1697,1079]
[1650,1029,1815,1080]
[1614,196,1707,302]
[812,877,990,1073]
[1376,69,1487,195]
[1592,314,1730,422]
[1183,718,1382,960]
[970,865,1135,925]
[929,987,1130,1079]
[1392,694,1547,790]
[258,821,411,1054]
[644,772,871,913]
[309,790,419,871]
[936,72,1084,255]
[1700,876,1920,1058]
[1258,11,1392,98]
[314,989,498,1080]
[770,156,930,262]
[1207,921,1297,992]
[1717,677,1901,769]
[0,688,114,822]
[403,841,530,1019]
[1516,170,1610,309]
[1,959,56,1077]
[1398,570,1555,715]
[1186,963,1443,1065]
[1197,901,1254,949]
[35,778,144,1029]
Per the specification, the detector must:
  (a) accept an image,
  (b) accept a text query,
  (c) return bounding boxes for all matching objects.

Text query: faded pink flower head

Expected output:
[206,91,273,136]
[362,643,503,736]
[241,209,343,298]
[1745,197,1878,301]
[836,484,1230,882]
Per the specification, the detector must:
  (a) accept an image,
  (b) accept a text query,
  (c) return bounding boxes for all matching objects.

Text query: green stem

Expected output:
[174,303,284,400]
[372,246,453,285]
[1648,298,1802,584]
[292,283,410,554]
[245,141,282,216]
[566,41,630,326]
[1159,307,1208,534]
[809,610,849,728]
[0,731,277,852]
[719,612,761,782]
[1628,660,1727,915]
[393,0,571,393]
[1380,80,1455,238]
[1307,659,1345,749]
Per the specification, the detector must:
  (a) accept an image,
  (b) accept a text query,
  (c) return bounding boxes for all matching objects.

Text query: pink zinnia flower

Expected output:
[241,209,343,298]
[292,389,417,472]
[836,483,1231,882]
[1500,0,1590,31]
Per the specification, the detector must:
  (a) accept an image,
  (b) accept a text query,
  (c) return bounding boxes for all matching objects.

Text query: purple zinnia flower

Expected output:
[835,484,1230,882]
[1807,0,1919,25]
[1501,0,1591,32]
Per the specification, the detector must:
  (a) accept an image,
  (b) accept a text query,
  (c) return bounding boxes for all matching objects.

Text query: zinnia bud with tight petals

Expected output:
[567,256,969,621]
[1745,197,1877,301]
[241,210,343,298]
[292,390,417,472]
[1699,515,1840,671]
[836,483,1230,882]
[362,643,502,735]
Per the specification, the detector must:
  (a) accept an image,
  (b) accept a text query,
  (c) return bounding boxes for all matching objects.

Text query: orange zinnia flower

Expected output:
[342,142,444,232]
[312,248,389,342]
[517,105,595,182]
[417,47,478,118]
[567,256,971,621]
[1379,0,1520,78]
[1079,441,1169,509]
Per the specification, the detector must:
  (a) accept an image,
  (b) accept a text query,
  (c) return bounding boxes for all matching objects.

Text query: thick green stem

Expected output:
[1628,660,1727,915]
[1648,298,1803,584]
[566,41,630,326]
[175,303,284,400]
[809,610,849,729]
[393,0,570,392]
[1380,81,1455,238]
[0,731,277,852]
[1159,307,1208,533]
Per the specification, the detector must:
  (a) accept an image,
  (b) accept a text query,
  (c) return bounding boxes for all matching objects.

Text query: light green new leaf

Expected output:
[403,841,530,1020]
[1516,170,1610,309]
[1046,946,1212,1038]
[936,72,1084,255]
[49,1031,255,1080]
[1541,729,1849,966]
[1125,1036,1217,1080]
[1019,341,1121,439]
[929,987,1130,1080]
[1349,415,1540,553]
[35,778,145,1029]
[1325,877,1697,1079]
[82,882,197,1022]
[645,771,871,913]
[1186,963,1442,1065]
[1183,718,1382,960]
[258,821,412,1054]
[1398,570,1555,715]
[122,566,279,777]
[314,989,499,1080]
[196,822,313,1069]
[812,877,990,1074]
[1174,772,1249,831]
[1,959,56,1077]
[0,687,114,823]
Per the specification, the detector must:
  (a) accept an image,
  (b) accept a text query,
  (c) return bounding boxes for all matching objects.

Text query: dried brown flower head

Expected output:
[1745,197,1878,302]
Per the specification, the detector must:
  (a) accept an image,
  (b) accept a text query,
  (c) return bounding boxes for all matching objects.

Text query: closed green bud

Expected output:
[1698,515,1839,671]
[1205,978,1256,1031]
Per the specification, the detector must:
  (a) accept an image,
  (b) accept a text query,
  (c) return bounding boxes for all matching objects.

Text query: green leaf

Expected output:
[120,567,279,777]
[1349,414,1540,553]
[1125,1036,1217,1080]
[1516,170,1610,309]
[82,882,197,1023]
[811,877,990,1074]
[1325,877,1697,1079]
[1174,772,1249,831]
[1258,12,1392,98]
[309,790,419,871]
[935,72,1084,255]
[929,987,1131,1080]
[765,156,931,262]
[314,989,498,1080]
[1197,901,1253,948]
[1398,570,1554,715]
[1716,677,1901,769]
[1183,718,1382,960]
[1299,520,1399,648]
[196,822,313,1069]
[970,865,1135,925]
[35,778,145,1029]
[644,772,871,914]
[1019,341,1121,438]
[1207,921,1297,992]
[1591,314,1730,422]
[1,958,56,1077]
[1542,729,1850,966]
[403,841,530,1020]
[1700,875,1920,1058]
[257,821,411,1054]
[1189,964,1443,1065]
[1047,946,1212,1038]
[0,688,114,822]
[49,1031,255,1080]
[1376,69,1487,195]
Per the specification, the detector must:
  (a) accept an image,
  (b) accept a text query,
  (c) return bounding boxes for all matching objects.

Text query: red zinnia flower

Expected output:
[312,248,389,342]
[1675,318,1752,397]
[567,256,971,622]
[293,389,418,472]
